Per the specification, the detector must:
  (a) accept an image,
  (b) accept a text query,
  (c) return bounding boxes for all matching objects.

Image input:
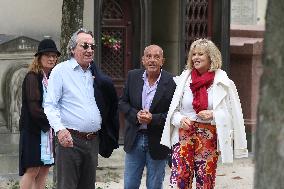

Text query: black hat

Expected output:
[35,39,61,56]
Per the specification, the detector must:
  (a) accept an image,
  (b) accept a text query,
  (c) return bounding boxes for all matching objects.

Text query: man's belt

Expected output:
[138,129,148,134]
[67,128,97,140]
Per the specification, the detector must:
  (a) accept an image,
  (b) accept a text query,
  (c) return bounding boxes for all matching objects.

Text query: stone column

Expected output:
[152,0,180,74]
[230,25,264,152]
[94,0,103,66]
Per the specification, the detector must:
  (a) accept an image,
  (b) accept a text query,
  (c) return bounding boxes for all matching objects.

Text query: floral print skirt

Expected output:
[170,122,219,189]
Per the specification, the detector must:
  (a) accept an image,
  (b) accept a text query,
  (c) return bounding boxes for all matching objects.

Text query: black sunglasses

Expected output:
[80,43,97,50]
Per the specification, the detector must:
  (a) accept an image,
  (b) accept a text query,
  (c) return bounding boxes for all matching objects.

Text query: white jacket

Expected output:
[160,69,248,163]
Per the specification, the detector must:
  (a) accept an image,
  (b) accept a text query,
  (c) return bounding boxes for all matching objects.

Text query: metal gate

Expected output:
[184,0,213,59]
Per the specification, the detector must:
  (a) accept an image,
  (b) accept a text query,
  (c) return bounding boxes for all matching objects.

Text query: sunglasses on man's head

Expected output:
[80,43,97,50]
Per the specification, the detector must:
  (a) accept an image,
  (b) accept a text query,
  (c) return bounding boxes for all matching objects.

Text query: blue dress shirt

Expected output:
[140,71,161,130]
[44,58,102,133]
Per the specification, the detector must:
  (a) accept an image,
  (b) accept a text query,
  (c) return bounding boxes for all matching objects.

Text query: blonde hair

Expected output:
[186,38,222,71]
[28,55,58,74]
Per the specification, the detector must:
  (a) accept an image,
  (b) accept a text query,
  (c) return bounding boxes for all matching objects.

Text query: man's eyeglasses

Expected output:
[80,43,97,50]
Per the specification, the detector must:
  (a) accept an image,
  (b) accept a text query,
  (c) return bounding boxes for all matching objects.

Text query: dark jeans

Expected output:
[56,133,99,189]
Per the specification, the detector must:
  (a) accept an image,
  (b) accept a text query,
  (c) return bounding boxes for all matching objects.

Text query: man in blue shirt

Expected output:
[44,28,119,189]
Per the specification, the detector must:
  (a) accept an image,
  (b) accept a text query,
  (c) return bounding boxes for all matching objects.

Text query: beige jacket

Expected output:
[160,69,248,163]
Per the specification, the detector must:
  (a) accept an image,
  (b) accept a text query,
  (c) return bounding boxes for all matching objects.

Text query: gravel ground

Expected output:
[0,146,254,189]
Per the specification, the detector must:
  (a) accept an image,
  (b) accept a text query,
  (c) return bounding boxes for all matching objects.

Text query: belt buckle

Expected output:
[86,132,94,139]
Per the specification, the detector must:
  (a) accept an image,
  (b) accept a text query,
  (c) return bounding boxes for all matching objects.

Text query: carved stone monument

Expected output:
[0,34,39,174]
[231,0,257,25]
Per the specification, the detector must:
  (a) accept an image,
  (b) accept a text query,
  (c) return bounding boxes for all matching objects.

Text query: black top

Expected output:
[19,72,50,133]
[19,71,52,176]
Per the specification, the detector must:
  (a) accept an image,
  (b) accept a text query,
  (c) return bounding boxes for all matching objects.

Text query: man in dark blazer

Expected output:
[119,45,176,189]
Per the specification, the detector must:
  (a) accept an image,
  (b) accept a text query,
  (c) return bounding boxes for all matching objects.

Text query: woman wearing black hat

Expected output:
[19,39,60,189]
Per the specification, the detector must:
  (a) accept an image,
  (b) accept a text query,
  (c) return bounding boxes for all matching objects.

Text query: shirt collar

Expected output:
[69,57,91,70]
[142,70,162,85]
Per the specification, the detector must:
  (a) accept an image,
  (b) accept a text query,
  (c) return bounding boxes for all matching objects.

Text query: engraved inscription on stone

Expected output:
[0,35,39,53]
[231,0,257,25]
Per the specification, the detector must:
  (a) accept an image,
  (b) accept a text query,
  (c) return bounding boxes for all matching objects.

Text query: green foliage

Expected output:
[101,34,121,51]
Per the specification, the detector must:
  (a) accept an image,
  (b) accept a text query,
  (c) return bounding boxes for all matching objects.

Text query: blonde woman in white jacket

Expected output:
[160,39,248,189]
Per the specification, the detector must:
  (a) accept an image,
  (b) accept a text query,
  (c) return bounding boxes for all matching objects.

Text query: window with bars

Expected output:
[184,0,212,58]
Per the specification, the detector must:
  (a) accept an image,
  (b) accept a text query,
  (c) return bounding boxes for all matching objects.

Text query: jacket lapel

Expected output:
[212,69,231,109]
[212,85,227,109]
[135,70,144,109]
[167,70,189,115]
[149,71,167,112]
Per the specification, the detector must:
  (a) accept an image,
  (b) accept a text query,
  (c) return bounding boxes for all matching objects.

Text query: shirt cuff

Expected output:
[171,112,184,128]
[53,125,66,135]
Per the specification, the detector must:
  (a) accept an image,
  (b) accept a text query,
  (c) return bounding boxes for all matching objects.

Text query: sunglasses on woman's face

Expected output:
[79,42,97,50]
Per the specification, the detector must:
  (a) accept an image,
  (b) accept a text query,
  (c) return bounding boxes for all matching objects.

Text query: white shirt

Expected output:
[171,77,214,127]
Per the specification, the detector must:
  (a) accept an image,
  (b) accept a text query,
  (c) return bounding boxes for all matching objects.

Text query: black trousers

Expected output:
[55,133,99,189]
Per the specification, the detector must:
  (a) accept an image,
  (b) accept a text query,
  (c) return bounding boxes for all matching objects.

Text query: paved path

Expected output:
[0,146,254,189]
[96,146,254,189]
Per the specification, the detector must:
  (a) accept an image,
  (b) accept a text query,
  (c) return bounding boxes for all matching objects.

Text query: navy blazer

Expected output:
[119,69,176,160]
[90,62,119,158]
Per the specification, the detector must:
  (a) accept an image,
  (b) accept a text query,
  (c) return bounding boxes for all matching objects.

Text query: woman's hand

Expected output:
[197,110,213,121]
[180,117,193,130]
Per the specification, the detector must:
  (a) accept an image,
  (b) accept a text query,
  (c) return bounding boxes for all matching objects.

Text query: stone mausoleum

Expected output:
[0,35,39,174]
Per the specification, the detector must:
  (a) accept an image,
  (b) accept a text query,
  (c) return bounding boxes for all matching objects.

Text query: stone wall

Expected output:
[231,0,257,25]
[0,53,31,133]
[230,24,265,152]
[0,53,31,174]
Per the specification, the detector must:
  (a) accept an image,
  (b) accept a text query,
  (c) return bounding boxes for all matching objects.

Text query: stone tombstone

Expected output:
[0,34,38,53]
[0,35,39,133]
[231,0,257,25]
[0,35,39,174]
[4,63,29,133]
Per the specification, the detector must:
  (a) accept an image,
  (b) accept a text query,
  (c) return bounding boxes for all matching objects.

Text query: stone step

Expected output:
[0,154,18,175]
[0,133,20,175]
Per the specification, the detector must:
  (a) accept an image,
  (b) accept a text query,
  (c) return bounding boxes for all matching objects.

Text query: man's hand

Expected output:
[137,109,152,125]
[57,129,73,147]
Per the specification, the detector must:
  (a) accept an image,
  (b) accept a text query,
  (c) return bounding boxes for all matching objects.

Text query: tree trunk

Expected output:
[60,0,84,61]
[255,1,284,188]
